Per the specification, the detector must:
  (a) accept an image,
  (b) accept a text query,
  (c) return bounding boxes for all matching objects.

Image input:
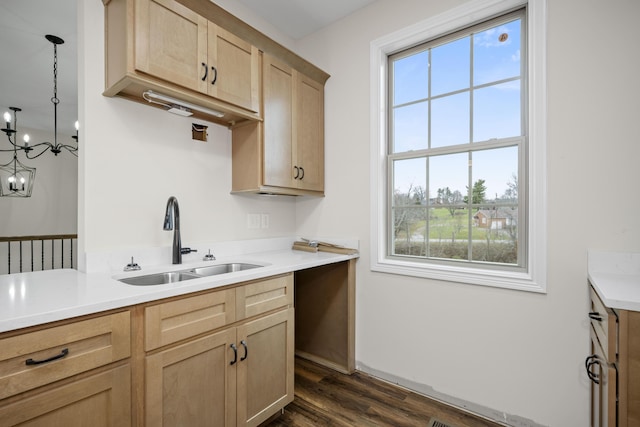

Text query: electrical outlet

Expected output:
[261,213,270,229]
[247,213,260,229]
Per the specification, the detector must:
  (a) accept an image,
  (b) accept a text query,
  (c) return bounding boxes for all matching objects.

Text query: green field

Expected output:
[393,207,518,263]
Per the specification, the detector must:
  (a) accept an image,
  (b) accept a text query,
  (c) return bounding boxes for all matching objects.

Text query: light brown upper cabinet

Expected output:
[294,72,324,192]
[232,54,325,196]
[135,0,259,112]
[207,24,260,113]
[104,0,260,125]
[134,0,209,95]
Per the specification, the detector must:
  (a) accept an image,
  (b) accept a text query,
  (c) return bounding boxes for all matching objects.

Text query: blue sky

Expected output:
[391,18,522,201]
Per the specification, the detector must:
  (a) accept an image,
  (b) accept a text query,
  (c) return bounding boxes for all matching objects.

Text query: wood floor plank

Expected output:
[264,357,503,427]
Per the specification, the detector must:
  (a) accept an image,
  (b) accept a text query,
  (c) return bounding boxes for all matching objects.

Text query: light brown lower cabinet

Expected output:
[0,364,131,427]
[588,285,640,427]
[236,308,294,426]
[145,308,294,427]
[146,327,236,426]
[0,266,355,427]
[0,311,132,427]
[142,274,295,427]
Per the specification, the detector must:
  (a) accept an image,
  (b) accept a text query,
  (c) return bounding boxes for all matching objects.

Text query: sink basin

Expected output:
[188,263,262,276]
[119,271,200,286]
[118,263,263,285]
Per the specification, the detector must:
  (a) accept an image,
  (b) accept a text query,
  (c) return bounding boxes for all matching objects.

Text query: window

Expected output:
[371,0,547,292]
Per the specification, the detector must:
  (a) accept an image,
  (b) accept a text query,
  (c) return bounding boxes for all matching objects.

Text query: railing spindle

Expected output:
[0,235,78,274]
[70,238,74,269]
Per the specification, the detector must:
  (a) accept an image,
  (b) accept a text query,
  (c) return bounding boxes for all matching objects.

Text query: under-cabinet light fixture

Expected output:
[142,90,225,118]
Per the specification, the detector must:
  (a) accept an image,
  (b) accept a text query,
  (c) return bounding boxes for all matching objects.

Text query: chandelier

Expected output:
[0,35,78,198]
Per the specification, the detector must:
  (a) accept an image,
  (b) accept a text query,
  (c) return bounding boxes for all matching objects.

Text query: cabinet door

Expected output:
[262,54,294,188]
[0,364,131,427]
[135,0,208,94]
[236,308,294,427]
[146,328,237,427]
[294,72,324,192]
[208,24,260,113]
[590,331,617,427]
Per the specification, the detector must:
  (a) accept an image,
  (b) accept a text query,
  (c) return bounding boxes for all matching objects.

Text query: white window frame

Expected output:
[370,0,547,292]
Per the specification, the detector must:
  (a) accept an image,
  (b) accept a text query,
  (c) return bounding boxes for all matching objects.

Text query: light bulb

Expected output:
[20,177,25,184]
[23,134,30,143]
[3,112,11,123]
[75,120,79,131]
[8,176,15,183]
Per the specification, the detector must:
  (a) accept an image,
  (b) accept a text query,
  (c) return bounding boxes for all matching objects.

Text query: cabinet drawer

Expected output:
[0,364,131,427]
[236,274,293,320]
[0,311,131,400]
[589,286,617,362]
[145,288,235,351]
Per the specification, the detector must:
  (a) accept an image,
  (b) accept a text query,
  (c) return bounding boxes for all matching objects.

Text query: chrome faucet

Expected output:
[163,196,182,264]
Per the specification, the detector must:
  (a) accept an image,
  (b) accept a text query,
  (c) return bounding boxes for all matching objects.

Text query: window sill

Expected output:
[371,257,546,293]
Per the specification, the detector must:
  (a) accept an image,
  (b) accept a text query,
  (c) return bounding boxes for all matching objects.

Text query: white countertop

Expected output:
[0,249,358,333]
[588,251,640,311]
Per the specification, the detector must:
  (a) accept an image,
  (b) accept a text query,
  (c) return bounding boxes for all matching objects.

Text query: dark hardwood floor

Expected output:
[265,357,503,427]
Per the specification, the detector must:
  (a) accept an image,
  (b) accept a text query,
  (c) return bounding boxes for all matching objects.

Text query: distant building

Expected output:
[474,208,518,229]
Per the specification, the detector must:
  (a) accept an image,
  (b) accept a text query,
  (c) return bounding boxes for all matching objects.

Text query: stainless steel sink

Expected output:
[188,263,262,276]
[119,271,200,286]
[118,263,263,285]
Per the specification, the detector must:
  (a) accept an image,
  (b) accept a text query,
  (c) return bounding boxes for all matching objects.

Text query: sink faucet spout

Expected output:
[163,196,182,264]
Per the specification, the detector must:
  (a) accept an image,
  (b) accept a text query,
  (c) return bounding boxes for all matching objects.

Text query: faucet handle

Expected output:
[203,249,216,261]
[124,256,141,271]
[180,247,197,255]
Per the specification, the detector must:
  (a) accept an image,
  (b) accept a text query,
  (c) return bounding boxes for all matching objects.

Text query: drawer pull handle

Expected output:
[585,355,600,384]
[230,343,238,365]
[240,340,248,361]
[293,166,300,179]
[25,348,69,366]
[299,167,304,180]
[588,312,603,322]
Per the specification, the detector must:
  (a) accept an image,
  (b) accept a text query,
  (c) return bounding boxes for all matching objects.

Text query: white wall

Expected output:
[76,0,640,425]
[292,0,640,426]
[210,0,296,51]
[0,126,77,236]
[78,0,297,269]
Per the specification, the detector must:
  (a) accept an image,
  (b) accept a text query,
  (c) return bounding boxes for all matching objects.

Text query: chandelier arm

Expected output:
[0,145,21,152]
[23,144,55,160]
[61,145,78,157]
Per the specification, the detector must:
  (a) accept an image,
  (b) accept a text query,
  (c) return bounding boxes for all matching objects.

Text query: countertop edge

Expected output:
[588,271,640,312]
[0,250,358,334]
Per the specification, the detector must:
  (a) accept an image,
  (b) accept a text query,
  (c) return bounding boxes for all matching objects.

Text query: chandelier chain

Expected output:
[52,44,59,104]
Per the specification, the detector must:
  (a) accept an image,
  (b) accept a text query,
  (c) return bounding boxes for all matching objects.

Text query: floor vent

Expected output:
[427,418,455,427]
